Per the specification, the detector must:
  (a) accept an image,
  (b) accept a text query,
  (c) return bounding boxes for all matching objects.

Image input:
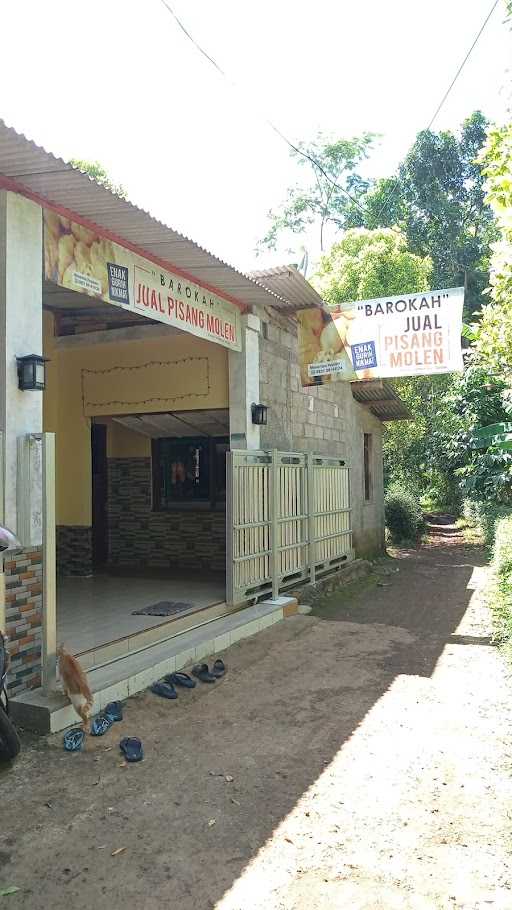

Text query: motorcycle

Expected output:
[0,525,22,762]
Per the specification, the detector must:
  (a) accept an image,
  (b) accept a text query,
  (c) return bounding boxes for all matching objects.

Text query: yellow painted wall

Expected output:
[105,419,151,458]
[43,318,228,525]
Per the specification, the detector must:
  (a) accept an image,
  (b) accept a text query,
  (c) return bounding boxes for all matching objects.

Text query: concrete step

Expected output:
[11,596,301,734]
[77,599,234,672]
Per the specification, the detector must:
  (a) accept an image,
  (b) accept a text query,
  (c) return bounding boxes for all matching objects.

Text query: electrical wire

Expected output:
[157,0,370,219]
[373,0,500,224]
[157,0,500,233]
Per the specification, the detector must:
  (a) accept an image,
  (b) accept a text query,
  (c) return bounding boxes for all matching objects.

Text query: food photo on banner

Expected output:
[43,209,242,351]
[298,287,464,386]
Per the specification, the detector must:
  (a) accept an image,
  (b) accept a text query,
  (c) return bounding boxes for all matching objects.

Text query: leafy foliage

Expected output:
[70,158,127,199]
[351,112,497,316]
[462,499,512,547]
[259,133,376,253]
[313,228,432,305]
[487,514,512,653]
[474,123,512,379]
[384,485,424,544]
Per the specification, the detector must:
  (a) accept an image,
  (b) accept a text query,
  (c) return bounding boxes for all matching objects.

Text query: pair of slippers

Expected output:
[90,700,123,737]
[63,700,123,751]
[94,702,143,762]
[193,660,226,683]
[150,671,195,700]
[150,661,226,700]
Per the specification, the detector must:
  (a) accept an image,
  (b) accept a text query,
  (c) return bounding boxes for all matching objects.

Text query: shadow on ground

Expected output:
[0,518,493,909]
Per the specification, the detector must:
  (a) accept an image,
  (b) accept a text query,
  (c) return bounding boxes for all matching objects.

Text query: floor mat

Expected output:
[132,600,193,617]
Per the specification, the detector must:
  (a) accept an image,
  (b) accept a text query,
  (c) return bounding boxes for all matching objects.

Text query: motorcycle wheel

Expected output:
[0,708,21,761]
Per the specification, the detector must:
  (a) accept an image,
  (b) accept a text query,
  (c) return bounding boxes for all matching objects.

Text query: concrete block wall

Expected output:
[257,310,385,557]
[108,458,226,573]
[4,547,43,694]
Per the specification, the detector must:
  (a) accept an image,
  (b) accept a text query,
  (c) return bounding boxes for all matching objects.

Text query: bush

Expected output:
[385,485,423,544]
[462,498,512,547]
[489,515,512,648]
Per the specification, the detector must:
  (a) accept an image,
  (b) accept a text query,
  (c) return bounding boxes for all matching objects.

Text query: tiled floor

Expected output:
[57,571,225,655]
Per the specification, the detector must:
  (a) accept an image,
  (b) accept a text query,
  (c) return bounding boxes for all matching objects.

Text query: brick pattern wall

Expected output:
[4,547,43,695]
[108,458,226,573]
[56,526,93,576]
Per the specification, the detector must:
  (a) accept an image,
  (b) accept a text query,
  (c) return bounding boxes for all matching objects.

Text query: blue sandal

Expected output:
[192,663,216,683]
[150,681,177,700]
[63,728,85,752]
[165,672,196,689]
[120,737,144,763]
[212,659,226,678]
[104,701,123,722]
[91,713,114,736]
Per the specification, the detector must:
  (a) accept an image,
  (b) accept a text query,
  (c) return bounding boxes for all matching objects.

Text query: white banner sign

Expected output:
[44,210,242,351]
[298,287,464,386]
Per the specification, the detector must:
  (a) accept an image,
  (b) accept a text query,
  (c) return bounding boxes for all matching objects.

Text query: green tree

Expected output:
[352,112,497,316]
[259,132,376,253]
[475,122,512,384]
[313,227,432,304]
[70,158,127,199]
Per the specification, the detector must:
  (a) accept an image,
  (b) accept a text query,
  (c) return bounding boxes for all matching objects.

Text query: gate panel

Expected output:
[227,450,353,606]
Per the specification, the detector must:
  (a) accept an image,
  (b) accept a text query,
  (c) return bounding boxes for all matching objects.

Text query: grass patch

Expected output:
[455,517,485,546]
[487,514,512,661]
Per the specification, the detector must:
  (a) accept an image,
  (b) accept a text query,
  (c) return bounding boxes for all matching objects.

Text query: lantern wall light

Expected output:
[16,354,48,391]
[251,403,268,426]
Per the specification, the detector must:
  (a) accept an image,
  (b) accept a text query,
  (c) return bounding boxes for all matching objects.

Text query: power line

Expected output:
[427,0,500,131]
[157,0,372,220]
[157,0,500,235]
[373,0,500,224]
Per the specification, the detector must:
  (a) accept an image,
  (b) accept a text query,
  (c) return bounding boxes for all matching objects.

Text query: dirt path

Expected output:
[1,521,512,909]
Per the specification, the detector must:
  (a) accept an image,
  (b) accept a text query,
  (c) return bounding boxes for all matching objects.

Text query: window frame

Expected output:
[152,435,229,512]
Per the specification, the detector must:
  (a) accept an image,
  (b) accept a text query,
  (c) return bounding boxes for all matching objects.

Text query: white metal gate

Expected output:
[226,449,353,606]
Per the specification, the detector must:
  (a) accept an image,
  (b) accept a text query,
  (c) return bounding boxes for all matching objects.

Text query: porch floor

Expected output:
[57,570,225,655]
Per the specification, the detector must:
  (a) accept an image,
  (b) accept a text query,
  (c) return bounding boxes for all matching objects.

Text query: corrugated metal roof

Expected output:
[0,119,291,312]
[250,265,326,312]
[351,380,410,421]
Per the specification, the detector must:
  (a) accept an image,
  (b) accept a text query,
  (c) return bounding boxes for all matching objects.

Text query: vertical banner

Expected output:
[298,287,464,386]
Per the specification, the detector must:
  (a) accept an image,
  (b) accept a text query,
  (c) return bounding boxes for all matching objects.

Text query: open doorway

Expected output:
[58,410,229,660]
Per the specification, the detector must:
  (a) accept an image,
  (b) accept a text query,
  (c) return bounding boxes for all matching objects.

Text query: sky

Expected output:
[0,0,510,273]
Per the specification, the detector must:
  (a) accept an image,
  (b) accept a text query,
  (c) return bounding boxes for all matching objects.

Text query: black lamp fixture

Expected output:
[251,402,268,426]
[16,354,48,391]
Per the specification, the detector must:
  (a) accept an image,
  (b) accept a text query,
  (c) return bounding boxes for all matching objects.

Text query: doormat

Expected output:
[133,601,193,617]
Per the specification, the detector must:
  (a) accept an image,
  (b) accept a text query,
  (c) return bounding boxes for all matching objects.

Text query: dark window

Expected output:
[152,436,228,511]
[363,433,372,501]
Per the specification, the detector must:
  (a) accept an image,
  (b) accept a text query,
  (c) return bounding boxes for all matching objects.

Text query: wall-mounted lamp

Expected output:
[251,403,268,426]
[16,354,48,391]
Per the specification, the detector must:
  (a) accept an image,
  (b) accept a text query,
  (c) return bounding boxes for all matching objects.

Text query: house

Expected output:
[0,121,408,731]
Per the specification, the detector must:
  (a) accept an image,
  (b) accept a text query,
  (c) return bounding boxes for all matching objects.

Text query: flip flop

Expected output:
[104,701,123,722]
[165,672,196,689]
[150,681,177,700]
[63,728,85,752]
[91,713,114,736]
[192,663,216,683]
[119,737,144,763]
[212,659,226,678]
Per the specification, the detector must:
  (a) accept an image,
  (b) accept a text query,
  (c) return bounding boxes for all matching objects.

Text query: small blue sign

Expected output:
[352,340,377,370]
